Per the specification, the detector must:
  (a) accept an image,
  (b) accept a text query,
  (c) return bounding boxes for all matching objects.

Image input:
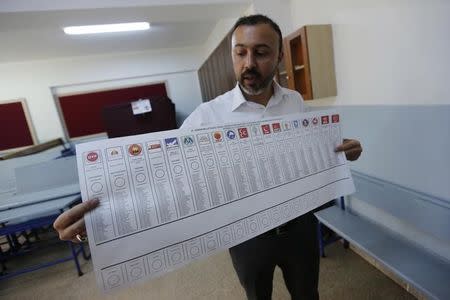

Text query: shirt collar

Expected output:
[231,83,248,111]
[267,81,286,108]
[231,81,287,112]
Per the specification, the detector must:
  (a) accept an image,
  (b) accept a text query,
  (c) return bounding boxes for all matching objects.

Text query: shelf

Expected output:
[283,24,336,100]
[294,65,304,71]
[278,65,303,76]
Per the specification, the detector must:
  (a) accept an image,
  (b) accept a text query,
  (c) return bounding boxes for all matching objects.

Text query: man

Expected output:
[54,14,362,300]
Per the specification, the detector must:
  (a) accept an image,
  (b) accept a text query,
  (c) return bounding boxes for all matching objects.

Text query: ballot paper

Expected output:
[76,109,355,292]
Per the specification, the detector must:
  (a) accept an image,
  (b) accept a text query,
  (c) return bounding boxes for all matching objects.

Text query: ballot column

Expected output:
[82,150,117,243]
[125,143,159,229]
[224,128,252,198]
[146,141,179,223]
[196,133,226,207]
[164,137,196,217]
[238,125,264,194]
[249,123,275,189]
[210,131,239,203]
[107,145,140,236]
[284,120,303,179]
[180,135,212,212]
[261,122,285,186]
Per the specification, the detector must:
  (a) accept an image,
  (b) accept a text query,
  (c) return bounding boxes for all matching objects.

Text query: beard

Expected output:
[238,66,277,96]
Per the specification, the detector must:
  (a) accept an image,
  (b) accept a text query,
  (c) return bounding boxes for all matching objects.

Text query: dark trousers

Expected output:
[229,212,319,300]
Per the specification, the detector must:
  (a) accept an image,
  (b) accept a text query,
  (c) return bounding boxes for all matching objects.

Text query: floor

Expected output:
[0,236,415,300]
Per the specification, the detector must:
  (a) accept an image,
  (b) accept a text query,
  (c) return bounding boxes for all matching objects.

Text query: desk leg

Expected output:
[68,242,83,276]
[343,240,349,249]
[0,247,6,275]
[80,243,90,260]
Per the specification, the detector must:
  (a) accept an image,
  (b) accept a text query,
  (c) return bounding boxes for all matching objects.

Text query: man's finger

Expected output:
[59,218,86,241]
[335,139,360,152]
[345,148,362,156]
[54,199,99,230]
[345,148,363,161]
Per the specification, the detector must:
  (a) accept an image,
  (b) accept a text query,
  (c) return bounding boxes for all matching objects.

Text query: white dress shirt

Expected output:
[181,81,306,129]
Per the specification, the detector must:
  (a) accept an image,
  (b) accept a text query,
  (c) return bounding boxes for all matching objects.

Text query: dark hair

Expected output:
[231,14,283,53]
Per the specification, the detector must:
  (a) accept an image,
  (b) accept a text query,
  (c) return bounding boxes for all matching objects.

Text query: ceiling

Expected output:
[0,0,251,63]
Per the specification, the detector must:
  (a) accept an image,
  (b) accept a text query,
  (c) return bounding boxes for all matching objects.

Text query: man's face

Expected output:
[231,23,282,96]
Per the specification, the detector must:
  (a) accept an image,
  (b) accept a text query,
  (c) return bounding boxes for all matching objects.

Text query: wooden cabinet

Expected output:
[277,24,337,100]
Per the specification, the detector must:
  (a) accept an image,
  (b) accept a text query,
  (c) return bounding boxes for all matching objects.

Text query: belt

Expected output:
[262,218,298,237]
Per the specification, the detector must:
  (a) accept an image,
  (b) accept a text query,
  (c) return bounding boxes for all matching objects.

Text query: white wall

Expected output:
[289,0,450,261]
[290,0,450,106]
[0,47,204,143]
[200,4,254,65]
[252,0,294,36]
[288,0,450,197]
[200,17,238,65]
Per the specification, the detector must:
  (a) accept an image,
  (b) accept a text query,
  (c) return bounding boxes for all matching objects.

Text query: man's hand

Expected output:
[335,139,362,161]
[53,198,99,243]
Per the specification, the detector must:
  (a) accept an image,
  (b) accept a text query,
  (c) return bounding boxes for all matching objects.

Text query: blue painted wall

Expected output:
[336,105,450,202]
[322,105,450,261]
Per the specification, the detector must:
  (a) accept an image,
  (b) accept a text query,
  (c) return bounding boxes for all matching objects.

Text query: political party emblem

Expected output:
[213,131,223,142]
[293,120,299,128]
[226,130,236,140]
[128,144,142,156]
[312,117,319,125]
[272,123,281,133]
[238,128,249,138]
[86,152,98,162]
[183,136,194,146]
[198,134,210,143]
[107,147,123,161]
[148,142,161,150]
[261,124,271,134]
[332,114,340,123]
[165,137,179,147]
[302,119,309,127]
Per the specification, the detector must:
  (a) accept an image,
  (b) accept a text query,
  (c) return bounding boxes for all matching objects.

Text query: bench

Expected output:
[315,170,450,300]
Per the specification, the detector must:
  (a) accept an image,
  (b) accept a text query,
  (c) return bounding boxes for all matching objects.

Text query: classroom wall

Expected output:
[290,0,450,106]
[199,3,254,66]
[0,47,204,143]
[252,0,294,36]
[289,0,450,260]
[288,0,450,199]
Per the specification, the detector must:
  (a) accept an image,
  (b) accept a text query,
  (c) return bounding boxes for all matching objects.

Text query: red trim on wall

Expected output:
[0,101,34,151]
[58,83,167,138]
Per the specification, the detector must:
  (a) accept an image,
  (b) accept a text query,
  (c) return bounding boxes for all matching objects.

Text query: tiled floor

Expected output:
[0,238,415,300]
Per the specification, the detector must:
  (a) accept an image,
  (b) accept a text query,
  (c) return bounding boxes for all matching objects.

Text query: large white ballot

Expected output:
[76,109,355,292]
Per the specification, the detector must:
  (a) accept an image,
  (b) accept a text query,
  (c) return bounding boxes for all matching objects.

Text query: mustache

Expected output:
[241,68,261,78]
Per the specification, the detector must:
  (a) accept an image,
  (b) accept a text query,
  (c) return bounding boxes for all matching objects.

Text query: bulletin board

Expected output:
[0,99,36,151]
[56,82,168,139]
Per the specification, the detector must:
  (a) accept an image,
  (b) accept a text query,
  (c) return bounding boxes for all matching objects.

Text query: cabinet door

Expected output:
[284,27,313,100]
